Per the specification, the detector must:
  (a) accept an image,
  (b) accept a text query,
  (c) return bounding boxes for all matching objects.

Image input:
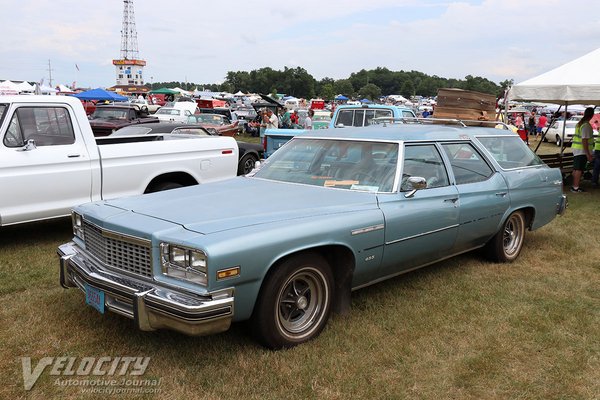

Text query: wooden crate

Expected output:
[434,88,497,123]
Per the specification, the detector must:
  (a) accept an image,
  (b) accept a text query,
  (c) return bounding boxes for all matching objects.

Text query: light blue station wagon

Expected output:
[58,121,567,348]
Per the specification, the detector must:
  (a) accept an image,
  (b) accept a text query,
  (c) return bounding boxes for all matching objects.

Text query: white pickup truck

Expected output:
[0,95,238,226]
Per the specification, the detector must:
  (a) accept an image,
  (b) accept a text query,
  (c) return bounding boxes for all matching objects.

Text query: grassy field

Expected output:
[1,142,598,399]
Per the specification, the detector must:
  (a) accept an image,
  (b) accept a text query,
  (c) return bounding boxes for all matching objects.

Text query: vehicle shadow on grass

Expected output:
[0,218,72,248]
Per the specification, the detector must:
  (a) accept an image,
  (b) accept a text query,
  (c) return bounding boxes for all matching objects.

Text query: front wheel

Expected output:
[238,153,258,175]
[251,252,333,349]
[485,211,526,262]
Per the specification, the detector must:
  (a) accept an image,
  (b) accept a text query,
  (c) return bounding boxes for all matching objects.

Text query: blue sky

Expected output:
[0,0,599,90]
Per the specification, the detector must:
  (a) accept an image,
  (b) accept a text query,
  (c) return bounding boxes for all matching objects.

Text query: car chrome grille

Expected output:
[83,222,153,278]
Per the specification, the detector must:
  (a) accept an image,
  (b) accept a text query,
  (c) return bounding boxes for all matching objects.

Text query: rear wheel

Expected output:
[252,252,333,349]
[485,211,526,262]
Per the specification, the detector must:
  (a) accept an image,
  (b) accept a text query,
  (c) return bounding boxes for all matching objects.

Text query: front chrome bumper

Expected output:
[58,242,234,336]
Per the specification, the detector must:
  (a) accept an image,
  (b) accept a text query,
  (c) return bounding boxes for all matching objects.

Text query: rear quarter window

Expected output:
[477,136,544,169]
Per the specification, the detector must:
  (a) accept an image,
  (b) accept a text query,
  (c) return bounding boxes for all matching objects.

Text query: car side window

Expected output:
[441,142,493,184]
[3,107,75,147]
[401,144,449,190]
[335,110,353,127]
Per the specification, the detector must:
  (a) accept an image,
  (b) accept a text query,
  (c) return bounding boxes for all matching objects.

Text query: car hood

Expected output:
[102,177,379,234]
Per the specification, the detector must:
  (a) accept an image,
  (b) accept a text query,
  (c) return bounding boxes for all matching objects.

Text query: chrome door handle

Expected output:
[495,192,507,197]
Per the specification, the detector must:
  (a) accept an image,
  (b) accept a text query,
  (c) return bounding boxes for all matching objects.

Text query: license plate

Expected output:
[85,284,105,314]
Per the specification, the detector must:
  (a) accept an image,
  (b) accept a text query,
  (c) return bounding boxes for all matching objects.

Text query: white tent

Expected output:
[56,84,73,93]
[34,83,57,95]
[16,81,35,93]
[508,47,600,105]
[0,80,19,95]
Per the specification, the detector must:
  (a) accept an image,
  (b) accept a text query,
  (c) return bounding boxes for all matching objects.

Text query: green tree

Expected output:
[358,83,381,101]
[334,79,355,98]
[400,80,415,98]
[319,83,336,101]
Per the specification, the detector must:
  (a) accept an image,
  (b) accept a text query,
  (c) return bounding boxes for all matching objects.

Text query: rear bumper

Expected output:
[58,242,234,336]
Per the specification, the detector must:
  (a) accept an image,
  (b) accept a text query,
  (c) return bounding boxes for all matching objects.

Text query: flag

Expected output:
[75,64,79,72]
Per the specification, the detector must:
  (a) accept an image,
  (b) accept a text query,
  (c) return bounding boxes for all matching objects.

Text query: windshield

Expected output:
[111,126,154,136]
[194,114,223,124]
[254,138,398,192]
[156,108,180,115]
[91,108,129,120]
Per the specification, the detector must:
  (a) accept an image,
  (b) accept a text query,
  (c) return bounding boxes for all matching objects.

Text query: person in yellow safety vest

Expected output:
[571,107,594,192]
[593,116,600,187]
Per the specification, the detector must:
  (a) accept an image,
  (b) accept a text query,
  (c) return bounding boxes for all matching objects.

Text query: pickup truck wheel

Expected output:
[148,182,183,193]
[252,252,333,349]
[238,153,258,175]
[485,211,526,263]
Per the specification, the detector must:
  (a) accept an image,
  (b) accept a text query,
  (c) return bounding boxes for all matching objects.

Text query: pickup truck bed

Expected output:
[0,95,238,226]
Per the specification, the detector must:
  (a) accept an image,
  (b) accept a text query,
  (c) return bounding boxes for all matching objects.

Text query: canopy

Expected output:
[17,81,35,93]
[360,98,372,103]
[509,47,600,105]
[72,88,127,101]
[335,95,348,101]
[149,87,178,95]
[0,80,19,95]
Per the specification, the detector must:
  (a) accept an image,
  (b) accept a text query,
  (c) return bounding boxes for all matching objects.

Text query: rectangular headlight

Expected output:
[160,243,207,286]
[72,212,84,239]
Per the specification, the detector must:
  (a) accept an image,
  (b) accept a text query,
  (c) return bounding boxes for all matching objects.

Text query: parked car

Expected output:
[542,117,598,146]
[112,123,264,175]
[187,113,239,137]
[89,104,159,136]
[264,104,417,157]
[154,107,193,123]
[312,110,332,129]
[58,121,566,349]
[129,98,161,114]
[0,95,238,226]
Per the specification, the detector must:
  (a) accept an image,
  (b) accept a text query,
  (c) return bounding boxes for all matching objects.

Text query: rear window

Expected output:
[477,136,544,169]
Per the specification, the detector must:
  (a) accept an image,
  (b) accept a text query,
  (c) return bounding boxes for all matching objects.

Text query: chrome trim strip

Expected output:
[352,244,484,291]
[385,224,459,245]
[102,230,151,247]
[351,224,384,236]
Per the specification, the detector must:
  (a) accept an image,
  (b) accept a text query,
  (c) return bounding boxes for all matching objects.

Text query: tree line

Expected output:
[148,66,513,101]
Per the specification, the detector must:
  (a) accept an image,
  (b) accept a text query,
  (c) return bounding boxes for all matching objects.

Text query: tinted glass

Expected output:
[255,138,398,192]
[4,107,75,147]
[477,136,544,169]
[401,144,449,190]
[441,142,493,184]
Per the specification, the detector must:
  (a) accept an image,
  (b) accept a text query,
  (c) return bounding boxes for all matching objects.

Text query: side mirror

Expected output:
[19,139,37,152]
[404,176,427,198]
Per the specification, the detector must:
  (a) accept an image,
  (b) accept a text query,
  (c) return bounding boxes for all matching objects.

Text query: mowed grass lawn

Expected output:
[1,153,599,399]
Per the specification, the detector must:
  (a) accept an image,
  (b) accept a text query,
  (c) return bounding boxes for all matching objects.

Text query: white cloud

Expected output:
[0,0,599,88]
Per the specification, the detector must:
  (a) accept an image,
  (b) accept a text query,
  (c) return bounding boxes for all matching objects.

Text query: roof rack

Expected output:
[371,117,511,130]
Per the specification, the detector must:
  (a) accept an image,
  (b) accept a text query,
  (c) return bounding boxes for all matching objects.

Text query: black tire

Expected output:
[485,211,526,263]
[238,153,258,175]
[555,135,562,147]
[251,252,333,349]
[148,181,183,193]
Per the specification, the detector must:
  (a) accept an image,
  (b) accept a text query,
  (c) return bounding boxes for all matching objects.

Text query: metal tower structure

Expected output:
[119,0,139,60]
[112,0,146,87]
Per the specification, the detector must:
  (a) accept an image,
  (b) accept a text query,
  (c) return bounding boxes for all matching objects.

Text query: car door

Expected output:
[439,142,509,253]
[0,104,92,225]
[377,143,460,277]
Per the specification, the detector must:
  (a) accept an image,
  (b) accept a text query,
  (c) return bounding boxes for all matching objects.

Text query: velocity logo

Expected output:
[21,356,151,390]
